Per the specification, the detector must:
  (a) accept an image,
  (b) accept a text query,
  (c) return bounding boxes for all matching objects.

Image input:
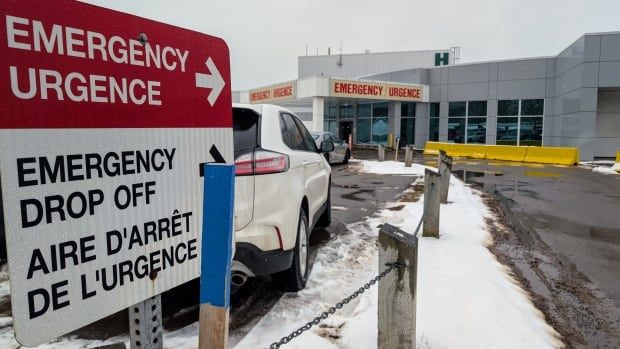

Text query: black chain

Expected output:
[268,262,406,349]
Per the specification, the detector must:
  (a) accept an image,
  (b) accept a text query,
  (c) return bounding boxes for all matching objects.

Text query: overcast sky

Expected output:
[81,0,619,90]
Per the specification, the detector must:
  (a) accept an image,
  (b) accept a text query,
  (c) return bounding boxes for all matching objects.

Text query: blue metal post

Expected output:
[199,163,235,349]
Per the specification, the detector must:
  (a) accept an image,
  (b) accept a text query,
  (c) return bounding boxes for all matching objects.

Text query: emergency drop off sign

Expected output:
[0,0,232,345]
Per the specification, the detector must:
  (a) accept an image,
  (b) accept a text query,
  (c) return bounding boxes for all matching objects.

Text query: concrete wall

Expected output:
[430,58,554,148]
[596,89,620,157]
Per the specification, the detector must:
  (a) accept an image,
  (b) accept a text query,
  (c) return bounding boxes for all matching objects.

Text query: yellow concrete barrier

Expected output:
[467,145,487,159]
[422,142,447,156]
[485,145,527,162]
[613,151,620,172]
[423,142,580,166]
[523,146,579,166]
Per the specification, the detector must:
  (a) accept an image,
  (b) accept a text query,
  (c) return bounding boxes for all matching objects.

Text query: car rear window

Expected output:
[233,108,260,154]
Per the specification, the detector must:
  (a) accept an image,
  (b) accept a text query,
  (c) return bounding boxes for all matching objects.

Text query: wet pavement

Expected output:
[444,159,620,308]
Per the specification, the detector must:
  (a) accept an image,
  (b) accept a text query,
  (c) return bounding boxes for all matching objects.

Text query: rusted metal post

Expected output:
[348,134,353,159]
[405,145,414,167]
[438,150,453,204]
[378,223,418,349]
[394,138,400,160]
[423,168,441,238]
[129,296,163,349]
[378,144,385,162]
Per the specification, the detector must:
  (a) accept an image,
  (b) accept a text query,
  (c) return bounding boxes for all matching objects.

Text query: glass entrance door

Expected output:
[339,121,353,143]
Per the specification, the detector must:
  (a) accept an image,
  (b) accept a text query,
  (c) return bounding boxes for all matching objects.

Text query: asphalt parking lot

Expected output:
[446,158,620,306]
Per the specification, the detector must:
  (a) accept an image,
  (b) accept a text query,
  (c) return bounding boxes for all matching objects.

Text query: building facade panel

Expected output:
[555,64,585,97]
[298,49,452,79]
[497,79,547,99]
[556,37,585,75]
[447,64,490,83]
[600,33,620,61]
[584,35,602,62]
[447,82,490,101]
[598,61,620,87]
[498,58,549,81]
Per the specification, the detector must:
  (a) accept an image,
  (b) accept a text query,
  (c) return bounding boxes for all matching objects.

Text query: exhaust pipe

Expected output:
[231,271,248,288]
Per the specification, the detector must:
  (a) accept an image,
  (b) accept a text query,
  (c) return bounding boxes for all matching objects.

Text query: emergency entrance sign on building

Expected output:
[0,0,232,345]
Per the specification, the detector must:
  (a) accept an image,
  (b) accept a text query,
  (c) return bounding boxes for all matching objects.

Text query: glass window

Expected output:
[498,100,519,116]
[292,115,317,152]
[327,106,337,120]
[372,118,389,144]
[233,108,260,155]
[449,102,466,117]
[358,103,371,118]
[356,118,371,144]
[448,118,466,143]
[521,99,544,115]
[430,102,440,118]
[339,104,353,118]
[324,120,337,135]
[280,113,307,151]
[429,118,440,141]
[401,102,416,117]
[468,101,487,116]
[496,117,518,145]
[519,117,543,146]
[400,118,415,145]
[372,102,388,117]
[467,117,487,144]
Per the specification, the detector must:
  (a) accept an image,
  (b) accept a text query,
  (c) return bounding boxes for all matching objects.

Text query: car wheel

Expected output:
[343,150,350,164]
[272,209,310,291]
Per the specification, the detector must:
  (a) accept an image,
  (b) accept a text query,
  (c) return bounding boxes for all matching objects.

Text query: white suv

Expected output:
[232,104,333,291]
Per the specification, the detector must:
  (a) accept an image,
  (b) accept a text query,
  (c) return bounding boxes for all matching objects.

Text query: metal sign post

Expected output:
[199,164,235,349]
[129,296,163,349]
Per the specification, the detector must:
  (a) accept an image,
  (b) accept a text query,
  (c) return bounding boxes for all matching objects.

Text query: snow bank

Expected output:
[580,161,619,175]
[592,166,619,175]
[237,161,562,348]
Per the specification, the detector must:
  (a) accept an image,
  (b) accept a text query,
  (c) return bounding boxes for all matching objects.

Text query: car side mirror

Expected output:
[320,141,334,153]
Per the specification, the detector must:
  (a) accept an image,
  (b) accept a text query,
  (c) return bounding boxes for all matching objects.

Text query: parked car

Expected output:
[232,104,334,291]
[311,132,350,164]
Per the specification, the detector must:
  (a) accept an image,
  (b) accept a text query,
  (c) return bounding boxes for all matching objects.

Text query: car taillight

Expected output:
[234,152,254,176]
[235,150,289,176]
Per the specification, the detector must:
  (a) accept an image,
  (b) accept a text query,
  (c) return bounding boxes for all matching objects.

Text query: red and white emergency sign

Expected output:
[249,81,296,103]
[330,79,428,102]
[0,0,233,346]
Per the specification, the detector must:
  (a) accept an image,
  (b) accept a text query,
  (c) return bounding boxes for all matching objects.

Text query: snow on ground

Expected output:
[0,160,562,348]
[580,161,619,175]
[236,161,562,349]
[592,166,619,175]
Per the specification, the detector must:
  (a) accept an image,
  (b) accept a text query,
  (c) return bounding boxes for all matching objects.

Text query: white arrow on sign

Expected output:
[195,57,225,106]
